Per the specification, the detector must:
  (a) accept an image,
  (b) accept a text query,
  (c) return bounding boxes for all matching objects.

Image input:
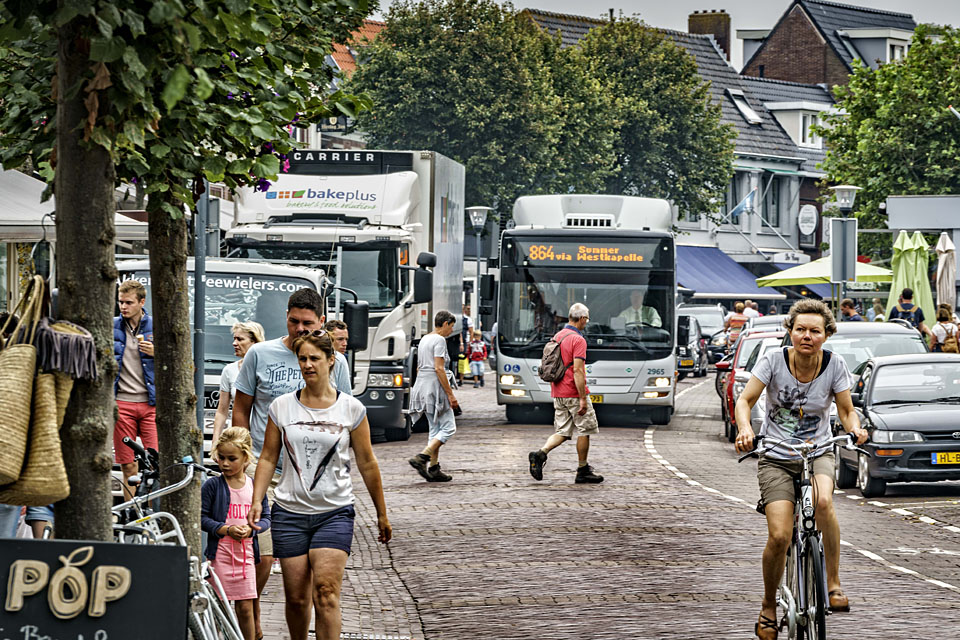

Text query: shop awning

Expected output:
[677,245,785,300]
[755,257,893,287]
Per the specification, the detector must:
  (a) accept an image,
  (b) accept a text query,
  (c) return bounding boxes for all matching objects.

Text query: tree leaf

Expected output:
[252,153,279,177]
[89,36,125,62]
[161,64,191,111]
[193,68,214,100]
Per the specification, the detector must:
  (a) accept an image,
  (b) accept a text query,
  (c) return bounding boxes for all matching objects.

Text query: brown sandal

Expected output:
[755,613,779,639]
[828,589,850,612]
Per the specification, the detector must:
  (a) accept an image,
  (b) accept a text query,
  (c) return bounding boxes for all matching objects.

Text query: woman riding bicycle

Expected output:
[735,300,868,640]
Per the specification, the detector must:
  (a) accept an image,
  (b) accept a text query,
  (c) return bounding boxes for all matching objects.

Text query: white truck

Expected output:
[116,258,329,460]
[495,195,677,425]
[225,150,466,442]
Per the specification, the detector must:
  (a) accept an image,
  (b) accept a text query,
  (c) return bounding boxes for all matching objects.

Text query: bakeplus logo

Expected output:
[265,188,377,203]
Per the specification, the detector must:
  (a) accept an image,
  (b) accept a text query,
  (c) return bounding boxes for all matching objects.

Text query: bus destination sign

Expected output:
[517,240,664,267]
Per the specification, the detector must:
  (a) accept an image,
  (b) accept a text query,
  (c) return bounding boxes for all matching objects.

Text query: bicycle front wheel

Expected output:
[802,537,827,640]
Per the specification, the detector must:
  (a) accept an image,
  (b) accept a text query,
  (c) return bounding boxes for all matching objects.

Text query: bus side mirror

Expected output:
[343,301,369,352]
[413,269,433,304]
[416,252,436,268]
[480,274,495,302]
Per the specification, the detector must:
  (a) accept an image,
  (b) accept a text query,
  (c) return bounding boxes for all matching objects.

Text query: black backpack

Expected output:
[894,303,920,329]
[538,332,573,383]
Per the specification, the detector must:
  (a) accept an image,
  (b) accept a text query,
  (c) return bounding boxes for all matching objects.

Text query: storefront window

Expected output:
[0,244,8,312]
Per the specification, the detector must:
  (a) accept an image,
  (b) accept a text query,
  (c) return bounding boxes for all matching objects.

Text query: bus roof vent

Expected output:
[563,214,614,229]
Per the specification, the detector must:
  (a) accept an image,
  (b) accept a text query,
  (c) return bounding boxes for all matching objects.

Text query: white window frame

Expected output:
[888,42,906,62]
[799,112,821,148]
[727,89,762,125]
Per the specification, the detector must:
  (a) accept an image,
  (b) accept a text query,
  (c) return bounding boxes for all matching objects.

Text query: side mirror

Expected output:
[416,251,437,268]
[413,268,433,304]
[715,360,731,371]
[850,392,863,408]
[342,301,369,352]
[480,274,495,302]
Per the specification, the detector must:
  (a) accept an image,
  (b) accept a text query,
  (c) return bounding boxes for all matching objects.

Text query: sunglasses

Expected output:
[298,329,328,338]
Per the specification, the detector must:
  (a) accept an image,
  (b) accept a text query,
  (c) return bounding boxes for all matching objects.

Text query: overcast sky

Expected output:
[374,1,960,69]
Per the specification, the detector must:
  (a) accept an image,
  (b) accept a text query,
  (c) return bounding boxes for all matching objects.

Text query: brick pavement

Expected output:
[260,373,960,639]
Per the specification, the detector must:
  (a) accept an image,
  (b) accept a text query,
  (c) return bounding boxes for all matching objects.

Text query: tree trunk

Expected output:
[53,14,117,541]
[148,194,202,557]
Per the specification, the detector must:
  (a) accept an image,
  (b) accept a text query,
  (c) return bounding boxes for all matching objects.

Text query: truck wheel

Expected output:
[411,415,429,433]
[650,407,671,425]
[505,405,529,424]
[386,416,412,442]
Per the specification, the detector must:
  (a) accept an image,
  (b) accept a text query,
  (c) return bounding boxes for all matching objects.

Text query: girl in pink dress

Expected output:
[201,427,271,640]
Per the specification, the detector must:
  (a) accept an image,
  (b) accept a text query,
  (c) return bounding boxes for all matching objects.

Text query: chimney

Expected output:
[688,10,731,61]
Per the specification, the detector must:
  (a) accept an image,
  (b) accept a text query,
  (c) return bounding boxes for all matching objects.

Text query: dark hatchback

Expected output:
[678,304,726,363]
[677,314,709,380]
[837,354,960,498]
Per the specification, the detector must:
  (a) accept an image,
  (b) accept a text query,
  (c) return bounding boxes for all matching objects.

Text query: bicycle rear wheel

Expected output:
[802,537,827,640]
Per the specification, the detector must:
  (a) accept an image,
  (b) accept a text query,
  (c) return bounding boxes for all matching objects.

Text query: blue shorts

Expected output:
[469,361,484,377]
[271,504,355,558]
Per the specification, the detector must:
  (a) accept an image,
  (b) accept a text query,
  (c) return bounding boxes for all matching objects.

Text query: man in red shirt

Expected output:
[528,303,603,484]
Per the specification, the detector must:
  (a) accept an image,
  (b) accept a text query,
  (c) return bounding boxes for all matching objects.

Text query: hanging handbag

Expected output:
[0,276,44,484]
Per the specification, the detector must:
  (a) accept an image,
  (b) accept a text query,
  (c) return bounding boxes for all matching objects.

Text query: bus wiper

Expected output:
[588,333,651,354]
[930,396,960,404]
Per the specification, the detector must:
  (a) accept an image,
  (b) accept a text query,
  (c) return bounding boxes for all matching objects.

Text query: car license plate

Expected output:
[931,452,960,465]
[589,395,603,403]
[680,359,694,367]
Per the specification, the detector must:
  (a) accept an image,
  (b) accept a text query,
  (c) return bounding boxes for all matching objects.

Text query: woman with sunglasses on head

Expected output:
[248,330,391,640]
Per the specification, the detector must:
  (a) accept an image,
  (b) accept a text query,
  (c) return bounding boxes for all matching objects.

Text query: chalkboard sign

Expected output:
[0,539,188,640]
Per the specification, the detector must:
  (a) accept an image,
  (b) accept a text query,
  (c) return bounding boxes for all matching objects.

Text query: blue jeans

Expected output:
[0,504,54,538]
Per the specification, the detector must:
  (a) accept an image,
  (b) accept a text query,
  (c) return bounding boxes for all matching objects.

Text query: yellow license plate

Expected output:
[932,452,960,465]
[680,359,694,367]
[589,395,603,403]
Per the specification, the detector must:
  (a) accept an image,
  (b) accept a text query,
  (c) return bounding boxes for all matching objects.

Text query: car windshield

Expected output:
[871,363,960,404]
[119,270,315,375]
[681,308,724,334]
[825,332,928,372]
[736,337,765,368]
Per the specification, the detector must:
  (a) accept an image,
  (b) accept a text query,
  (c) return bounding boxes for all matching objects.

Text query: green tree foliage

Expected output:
[0,0,373,212]
[817,25,960,253]
[578,18,734,216]
[346,0,618,217]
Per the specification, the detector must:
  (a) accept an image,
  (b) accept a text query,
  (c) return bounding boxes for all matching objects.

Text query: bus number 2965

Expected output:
[647,369,665,375]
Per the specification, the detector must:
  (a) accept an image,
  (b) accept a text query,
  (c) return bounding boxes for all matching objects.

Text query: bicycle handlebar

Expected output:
[122,436,147,460]
[738,433,867,463]
[113,456,217,514]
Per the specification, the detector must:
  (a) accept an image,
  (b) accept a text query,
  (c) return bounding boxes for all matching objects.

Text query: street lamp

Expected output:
[466,206,493,329]
[830,185,861,214]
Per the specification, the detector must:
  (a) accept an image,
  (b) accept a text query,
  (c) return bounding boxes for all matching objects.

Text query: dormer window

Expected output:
[800,113,820,148]
[889,43,906,61]
[727,89,762,125]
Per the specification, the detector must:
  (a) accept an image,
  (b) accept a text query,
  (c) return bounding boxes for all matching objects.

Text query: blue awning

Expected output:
[677,246,785,300]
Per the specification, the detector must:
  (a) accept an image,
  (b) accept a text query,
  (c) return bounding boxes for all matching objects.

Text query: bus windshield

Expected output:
[119,271,315,375]
[498,269,674,359]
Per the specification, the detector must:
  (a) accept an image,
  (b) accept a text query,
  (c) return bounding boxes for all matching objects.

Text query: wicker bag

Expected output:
[0,276,44,484]
[0,373,71,505]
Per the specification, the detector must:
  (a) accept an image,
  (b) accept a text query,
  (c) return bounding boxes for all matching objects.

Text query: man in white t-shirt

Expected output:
[231,287,351,639]
[742,299,760,318]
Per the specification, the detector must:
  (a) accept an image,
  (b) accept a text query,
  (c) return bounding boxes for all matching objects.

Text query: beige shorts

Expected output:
[245,457,280,557]
[553,397,599,438]
[757,452,835,506]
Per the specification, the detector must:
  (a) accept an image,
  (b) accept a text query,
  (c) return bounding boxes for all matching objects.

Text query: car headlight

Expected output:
[712,335,727,346]
[733,381,746,399]
[500,374,523,385]
[367,373,403,388]
[678,347,688,356]
[871,430,923,444]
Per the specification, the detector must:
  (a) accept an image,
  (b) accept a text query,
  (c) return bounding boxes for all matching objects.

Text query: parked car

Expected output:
[838,354,960,497]
[677,315,709,380]
[679,303,727,363]
[747,314,787,330]
[716,330,786,442]
[736,336,785,435]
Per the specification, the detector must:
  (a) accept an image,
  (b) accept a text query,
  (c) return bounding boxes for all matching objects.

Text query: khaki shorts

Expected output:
[245,457,280,557]
[553,397,599,438]
[757,452,835,506]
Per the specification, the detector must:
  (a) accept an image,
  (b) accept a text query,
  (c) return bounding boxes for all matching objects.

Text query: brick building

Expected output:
[739,0,917,87]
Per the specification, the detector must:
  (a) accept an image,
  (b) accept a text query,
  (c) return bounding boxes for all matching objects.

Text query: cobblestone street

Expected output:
[261,373,960,639]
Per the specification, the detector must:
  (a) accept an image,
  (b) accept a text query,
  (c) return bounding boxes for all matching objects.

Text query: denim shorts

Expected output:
[469,361,484,377]
[271,503,355,558]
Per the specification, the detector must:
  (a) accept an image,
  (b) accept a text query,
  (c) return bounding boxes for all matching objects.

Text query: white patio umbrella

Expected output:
[936,232,956,310]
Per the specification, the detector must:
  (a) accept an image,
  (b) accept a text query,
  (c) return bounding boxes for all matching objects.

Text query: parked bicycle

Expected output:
[113,438,243,640]
[739,433,870,640]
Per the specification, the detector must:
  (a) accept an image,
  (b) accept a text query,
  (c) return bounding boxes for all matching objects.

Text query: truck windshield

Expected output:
[498,270,674,360]
[119,271,314,375]
[228,245,400,310]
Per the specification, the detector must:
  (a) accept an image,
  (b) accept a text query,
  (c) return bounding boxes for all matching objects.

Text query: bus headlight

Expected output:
[653,377,671,388]
[500,374,523,385]
[509,389,526,397]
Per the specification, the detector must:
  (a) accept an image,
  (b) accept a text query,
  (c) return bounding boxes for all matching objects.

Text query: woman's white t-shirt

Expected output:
[751,348,851,460]
[219,361,241,401]
[267,391,366,514]
[932,322,958,346]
